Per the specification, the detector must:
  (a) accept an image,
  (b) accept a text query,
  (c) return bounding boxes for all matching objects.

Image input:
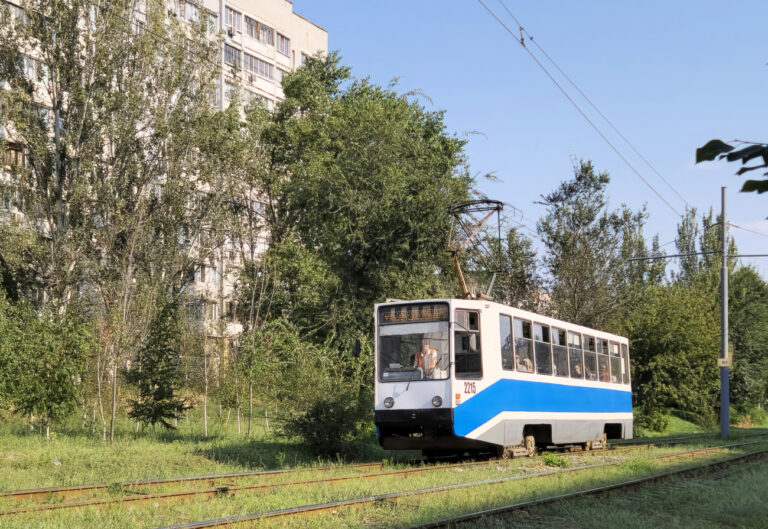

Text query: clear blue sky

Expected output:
[294,0,768,277]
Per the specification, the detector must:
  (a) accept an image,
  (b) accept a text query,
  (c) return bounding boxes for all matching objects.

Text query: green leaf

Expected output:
[726,144,768,163]
[735,164,768,176]
[696,139,734,163]
[740,179,768,194]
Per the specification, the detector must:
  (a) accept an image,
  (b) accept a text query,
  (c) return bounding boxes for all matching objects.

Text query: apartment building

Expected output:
[178,0,328,344]
[1,1,327,348]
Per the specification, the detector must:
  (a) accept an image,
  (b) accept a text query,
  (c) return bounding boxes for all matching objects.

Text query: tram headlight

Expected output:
[383,397,395,408]
[431,396,443,408]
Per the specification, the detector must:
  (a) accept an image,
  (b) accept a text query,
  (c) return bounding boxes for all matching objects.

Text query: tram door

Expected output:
[453,309,483,407]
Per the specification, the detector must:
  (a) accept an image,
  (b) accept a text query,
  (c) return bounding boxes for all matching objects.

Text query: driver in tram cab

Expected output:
[414,340,438,378]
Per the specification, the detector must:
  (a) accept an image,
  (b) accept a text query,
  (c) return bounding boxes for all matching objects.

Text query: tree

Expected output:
[125,299,188,430]
[484,227,541,310]
[243,53,474,350]
[628,282,721,430]
[696,140,768,194]
[0,293,93,439]
[728,267,768,413]
[537,160,647,329]
[0,1,238,442]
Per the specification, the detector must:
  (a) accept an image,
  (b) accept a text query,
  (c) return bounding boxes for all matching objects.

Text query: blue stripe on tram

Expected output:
[453,379,633,437]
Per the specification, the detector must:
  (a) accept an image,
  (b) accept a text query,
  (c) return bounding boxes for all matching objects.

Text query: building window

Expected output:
[179,0,199,22]
[1,3,25,26]
[224,44,241,67]
[276,33,290,56]
[245,16,274,45]
[224,81,236,102]
[275,68,288,84]
[301,52,309,65]
[3,144,25,168]
[244,53,273,80]
[224,6,241,32]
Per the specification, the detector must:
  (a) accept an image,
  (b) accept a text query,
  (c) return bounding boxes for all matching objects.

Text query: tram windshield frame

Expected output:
[377,303,450,382]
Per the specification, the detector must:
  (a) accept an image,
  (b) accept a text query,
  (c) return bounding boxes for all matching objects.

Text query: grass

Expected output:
[2,409,767,528]
[462,455,768,528]
[0,407,389,492]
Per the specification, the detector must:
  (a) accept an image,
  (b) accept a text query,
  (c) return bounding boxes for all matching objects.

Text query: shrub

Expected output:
[541,452,569,468]
[281,391,371,458]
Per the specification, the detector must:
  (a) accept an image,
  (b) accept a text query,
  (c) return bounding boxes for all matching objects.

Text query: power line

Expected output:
[476,0,683,218]
[496,0,690,211]
[728,222,768,239]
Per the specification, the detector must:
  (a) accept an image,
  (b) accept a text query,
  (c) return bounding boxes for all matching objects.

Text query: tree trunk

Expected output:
[264,408,269,432]
[237,405,241,435]
[247,380,253,437]
[109,356,118,444]
[203,349,209,437]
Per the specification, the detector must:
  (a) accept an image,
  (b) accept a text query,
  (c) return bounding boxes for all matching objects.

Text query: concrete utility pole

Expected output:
[720,187,729,438]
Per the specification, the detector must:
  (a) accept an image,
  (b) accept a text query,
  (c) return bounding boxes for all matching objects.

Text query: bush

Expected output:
[281,391,371,458]
[635,407,670,433]
[541,452,569,468]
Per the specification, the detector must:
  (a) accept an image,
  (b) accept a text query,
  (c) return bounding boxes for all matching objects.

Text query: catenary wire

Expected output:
[475,0,683,218]
[497,0,691,211]
[728,222,768,239]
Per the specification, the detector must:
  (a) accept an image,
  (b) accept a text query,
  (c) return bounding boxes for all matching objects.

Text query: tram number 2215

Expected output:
[463,382,476,394]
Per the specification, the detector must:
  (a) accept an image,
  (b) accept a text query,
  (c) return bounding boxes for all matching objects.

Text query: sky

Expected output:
[293,0,768,277]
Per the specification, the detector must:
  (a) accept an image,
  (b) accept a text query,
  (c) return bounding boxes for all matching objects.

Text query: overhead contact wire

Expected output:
[476,0,683,218]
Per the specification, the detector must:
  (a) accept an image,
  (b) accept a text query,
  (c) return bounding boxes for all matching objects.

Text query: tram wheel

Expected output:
[524,434,537,457]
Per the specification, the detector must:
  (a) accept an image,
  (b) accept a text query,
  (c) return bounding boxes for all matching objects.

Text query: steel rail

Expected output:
[0,458,506,516]
[0,461,386,502]
[6,435,765,516]
[155,440,768,529]
[404,448,768,528]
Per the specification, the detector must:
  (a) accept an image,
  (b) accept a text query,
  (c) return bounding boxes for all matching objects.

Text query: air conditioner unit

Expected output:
[227,27,234,38]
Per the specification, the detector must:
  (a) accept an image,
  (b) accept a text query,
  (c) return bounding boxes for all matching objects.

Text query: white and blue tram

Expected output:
[374,299,632,457]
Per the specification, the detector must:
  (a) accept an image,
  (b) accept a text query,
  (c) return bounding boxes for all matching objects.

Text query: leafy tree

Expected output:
[537,160,647,329]
[728,267,768,412]
[628,282,720,429]
[250,53,475,352]
[696,140,768,194]
[484,227,541,310]
[0,1,239,442]
[125,299,188,430]
[0,293,93,438]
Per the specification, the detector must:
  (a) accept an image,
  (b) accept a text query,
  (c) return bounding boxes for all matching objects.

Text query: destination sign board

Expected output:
[378,302,449,325]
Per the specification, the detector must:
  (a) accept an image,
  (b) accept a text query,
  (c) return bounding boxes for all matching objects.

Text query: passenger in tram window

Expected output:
[516,354,533,373]
[599,363,610,382]
[572,363,582,377]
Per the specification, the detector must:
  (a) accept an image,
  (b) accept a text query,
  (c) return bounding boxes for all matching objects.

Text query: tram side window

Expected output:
[513,318,533,373]
[533,323,552,375]
[500,315,514,370]
[621,343,630,384]
[568,332,584,379]
[609,342,621,383]
[584,336,597,380]
[455,310,482,379]
[551,328,569,377]
[596,338,610,382]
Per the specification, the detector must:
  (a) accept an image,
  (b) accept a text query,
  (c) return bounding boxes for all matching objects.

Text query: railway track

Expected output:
[4,434,766,522]
[0,434,738,517]
[153,440,768,529]
[405,445,768,528]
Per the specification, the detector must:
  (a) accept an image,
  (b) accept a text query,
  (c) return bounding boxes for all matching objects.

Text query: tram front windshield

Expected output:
[378,322,450,381]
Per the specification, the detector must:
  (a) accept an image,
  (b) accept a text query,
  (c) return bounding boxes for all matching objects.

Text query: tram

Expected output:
[374,298,632,457]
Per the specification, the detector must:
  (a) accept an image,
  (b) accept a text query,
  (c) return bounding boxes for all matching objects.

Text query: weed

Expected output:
[540,452,569,468]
